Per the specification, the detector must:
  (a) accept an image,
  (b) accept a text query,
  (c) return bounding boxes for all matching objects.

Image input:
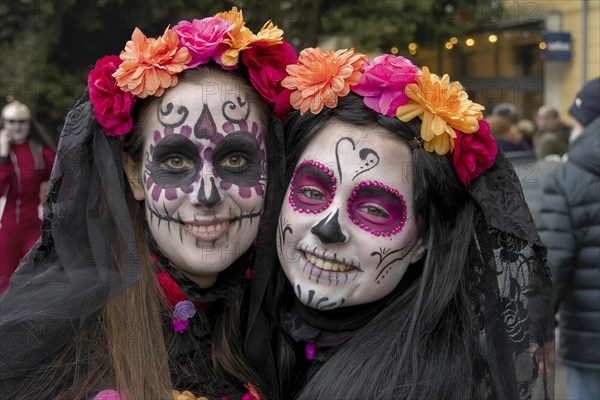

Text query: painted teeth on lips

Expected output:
[303,251,355,272]
[186,221,230,232]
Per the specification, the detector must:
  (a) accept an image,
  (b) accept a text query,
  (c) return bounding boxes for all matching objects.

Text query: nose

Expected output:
[191,176,224,209]
[311,210,349,244]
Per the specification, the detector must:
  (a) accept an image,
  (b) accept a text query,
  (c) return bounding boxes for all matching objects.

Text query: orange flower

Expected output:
[113,27,191,98]
[395,67,484,155]
[282,48,367,115]
[215,8,283,67]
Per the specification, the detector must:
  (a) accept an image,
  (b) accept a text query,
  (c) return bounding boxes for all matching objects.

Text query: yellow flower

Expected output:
[172,390,198,400]
[214,7,245,26]
[253,21,284,45]
[395,67,484,155]
[214,7,283,67]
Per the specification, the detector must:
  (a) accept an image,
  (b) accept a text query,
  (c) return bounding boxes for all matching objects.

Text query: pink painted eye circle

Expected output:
[289,160,337,214]
[347,181,407,237]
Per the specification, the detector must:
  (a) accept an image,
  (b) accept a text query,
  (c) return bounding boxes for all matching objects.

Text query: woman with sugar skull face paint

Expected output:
[0,9,295,400]
[244,50,555,400]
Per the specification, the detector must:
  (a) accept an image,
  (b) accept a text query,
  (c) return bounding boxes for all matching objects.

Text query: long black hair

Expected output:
[270,93,479,399]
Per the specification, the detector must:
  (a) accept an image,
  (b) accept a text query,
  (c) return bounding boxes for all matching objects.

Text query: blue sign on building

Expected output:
[543,32,572,61]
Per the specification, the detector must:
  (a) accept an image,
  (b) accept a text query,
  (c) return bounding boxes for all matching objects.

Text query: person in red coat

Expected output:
[0,100,55,293]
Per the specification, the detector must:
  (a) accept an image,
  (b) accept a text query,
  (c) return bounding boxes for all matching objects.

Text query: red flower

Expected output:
[88,55,136,136]
[241,40,297,117]
[451,120,498,186]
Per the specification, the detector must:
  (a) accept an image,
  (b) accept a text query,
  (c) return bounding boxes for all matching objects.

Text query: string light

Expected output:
[466,38,475,46]
[445,42,453,50]
[391,47,399,55]
[408,42,418,51]
[539,42,547,50]
[450,37,458,44]
[488,34,498,43]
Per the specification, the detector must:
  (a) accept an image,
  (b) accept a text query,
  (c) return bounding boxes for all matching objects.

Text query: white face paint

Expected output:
[127,80,267,288]
[277,120,425,309]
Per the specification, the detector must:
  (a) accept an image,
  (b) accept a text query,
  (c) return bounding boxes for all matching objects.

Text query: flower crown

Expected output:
[87,7,297,137]
[281,48,498,186]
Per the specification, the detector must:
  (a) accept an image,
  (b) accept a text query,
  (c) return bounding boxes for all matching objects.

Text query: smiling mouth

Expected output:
[300,250,358,273]
[183,220,231,241]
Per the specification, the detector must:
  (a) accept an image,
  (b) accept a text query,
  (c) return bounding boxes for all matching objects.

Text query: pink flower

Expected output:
[173,18,233,68]
[173,318,190,332]
[241,40,298,117]
[93,389,122,400]
[305,343,316,360]
[88,55,136,136]
[352,55,419,117]
[450,120,498,186]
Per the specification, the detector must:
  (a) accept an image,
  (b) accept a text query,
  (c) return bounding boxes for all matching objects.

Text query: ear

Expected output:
[122,152,145,201]
[409,235,428,264]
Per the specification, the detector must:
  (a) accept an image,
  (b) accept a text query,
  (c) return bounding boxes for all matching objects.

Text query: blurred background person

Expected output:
[487,115,531,153]
[492,102,519,126]
[535,105,571,161]
[516,118,536,150]
[538,77,600,400]
[0,101,55,293]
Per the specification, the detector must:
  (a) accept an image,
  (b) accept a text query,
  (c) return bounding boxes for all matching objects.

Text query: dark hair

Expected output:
[273,94,478,399]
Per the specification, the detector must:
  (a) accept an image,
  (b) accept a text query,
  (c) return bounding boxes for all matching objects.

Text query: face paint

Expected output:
[347,183,407,236]
[277,120,424,309]
[140,81,267,288]
[289,160,337,214]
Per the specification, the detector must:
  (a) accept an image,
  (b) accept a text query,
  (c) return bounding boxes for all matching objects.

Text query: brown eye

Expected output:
[161,155,191,170]
[221,155,248,171]
[169,157,183,168]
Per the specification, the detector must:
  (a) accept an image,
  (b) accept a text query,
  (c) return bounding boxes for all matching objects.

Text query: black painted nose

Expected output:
[311,210,347,244]
[197,177,221,208]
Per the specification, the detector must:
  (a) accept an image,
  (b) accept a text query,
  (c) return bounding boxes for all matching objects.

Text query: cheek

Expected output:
[225,184,265,210]
[144,174,188,204]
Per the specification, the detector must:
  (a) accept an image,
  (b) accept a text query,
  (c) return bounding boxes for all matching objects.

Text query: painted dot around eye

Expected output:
[289,160,337,214]
[347,180,407,237]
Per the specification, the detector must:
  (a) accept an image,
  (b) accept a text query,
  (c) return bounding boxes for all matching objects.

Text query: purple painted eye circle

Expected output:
[289,160,337,214]
[347,180,407,237]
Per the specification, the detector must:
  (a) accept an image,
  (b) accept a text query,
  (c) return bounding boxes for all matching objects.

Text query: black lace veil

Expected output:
[0,92,143,391]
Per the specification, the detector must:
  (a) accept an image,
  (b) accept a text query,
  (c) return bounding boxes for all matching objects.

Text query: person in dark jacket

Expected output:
[538,77,600,400]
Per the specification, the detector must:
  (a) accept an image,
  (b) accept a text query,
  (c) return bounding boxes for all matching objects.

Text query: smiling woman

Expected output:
[245,50,555,400]
[278,121,424,307]
[0,9,295,400]
[123,72,269,289]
